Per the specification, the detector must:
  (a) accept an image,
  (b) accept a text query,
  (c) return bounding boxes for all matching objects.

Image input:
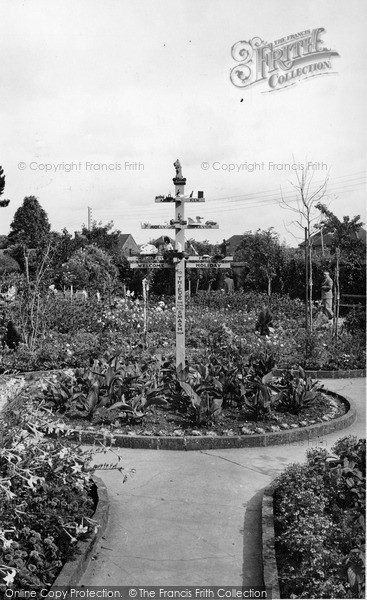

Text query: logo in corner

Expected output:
[230,28,339,92]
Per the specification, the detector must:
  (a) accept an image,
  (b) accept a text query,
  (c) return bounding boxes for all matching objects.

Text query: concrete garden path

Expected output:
[79,378,366,588]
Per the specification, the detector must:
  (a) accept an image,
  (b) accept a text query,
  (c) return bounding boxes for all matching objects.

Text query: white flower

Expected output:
[3,569,16,586]
[75,522,88,535]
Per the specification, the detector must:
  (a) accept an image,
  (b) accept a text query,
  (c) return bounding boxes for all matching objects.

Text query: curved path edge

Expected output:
[50,475,109,590]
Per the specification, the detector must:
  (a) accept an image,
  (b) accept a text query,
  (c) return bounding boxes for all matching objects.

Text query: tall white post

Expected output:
[174,177,186,378]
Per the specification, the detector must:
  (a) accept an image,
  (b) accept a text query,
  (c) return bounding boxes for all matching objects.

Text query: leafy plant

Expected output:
[164,362,224,426]
[272,366,323,415]
[41,353,167,423]
[274,436,365,599]
[178,380,223,426]
[241,371,277,422]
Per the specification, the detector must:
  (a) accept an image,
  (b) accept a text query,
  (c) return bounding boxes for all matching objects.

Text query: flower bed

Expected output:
[11,354,355,452]
[1,292,365,374]
[272,436,365,599]
[0,393,128,593]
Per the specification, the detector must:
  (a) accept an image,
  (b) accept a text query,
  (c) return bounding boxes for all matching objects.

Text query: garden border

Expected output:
[67,390,356,450]
[50,475,109,590]
[261,482,280,600]
[273,368,366,379]
[0,372,359,450]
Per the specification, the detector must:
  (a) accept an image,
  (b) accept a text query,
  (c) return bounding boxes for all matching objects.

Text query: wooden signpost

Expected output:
[128,160,244,378]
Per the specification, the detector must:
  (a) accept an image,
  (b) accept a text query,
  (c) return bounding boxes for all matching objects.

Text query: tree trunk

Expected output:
[305,227,309,331]
[309,238,313,332]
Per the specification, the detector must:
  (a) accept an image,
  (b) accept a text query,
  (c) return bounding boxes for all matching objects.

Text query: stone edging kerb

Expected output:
[68,390,356,450]
[0,372,358,450]
[272,367,366,379]
[50,475,109,589]
[262,483,280,600]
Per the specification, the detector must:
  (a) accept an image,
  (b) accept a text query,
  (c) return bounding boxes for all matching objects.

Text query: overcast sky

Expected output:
[1,0,366,246]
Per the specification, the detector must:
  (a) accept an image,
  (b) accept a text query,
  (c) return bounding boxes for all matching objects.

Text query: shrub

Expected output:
[0,394,132,592]
[342,305,366,336]
[274,436,366,598]
[0,408,94,591]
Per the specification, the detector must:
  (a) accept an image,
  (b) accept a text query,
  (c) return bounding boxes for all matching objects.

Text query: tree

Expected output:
[315,204,364,258]
[7,196,51,280]
[185,239,219,294]
[81,220,121,255]
[8,196,51,247]
[0,166,10,207]
[61,245,119,295]
[279,163,329,330]
[234,228,286,296]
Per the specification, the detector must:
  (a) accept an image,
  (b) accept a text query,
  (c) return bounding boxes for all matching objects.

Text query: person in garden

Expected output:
[321,269,333,319]
[219,238,229,257]
[224,274,234,293]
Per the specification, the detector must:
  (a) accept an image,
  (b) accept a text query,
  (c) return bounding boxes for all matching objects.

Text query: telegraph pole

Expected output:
[88,206,92,231]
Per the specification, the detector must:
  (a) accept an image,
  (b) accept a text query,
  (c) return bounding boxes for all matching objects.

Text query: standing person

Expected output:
[321,270,333,319]
[220,239,229,257]
[224,274,234,293]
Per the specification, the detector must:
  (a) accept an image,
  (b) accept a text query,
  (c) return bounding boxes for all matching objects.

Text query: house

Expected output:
[73,231,140,257]
[298,227,366,255]
[116,234,140,257]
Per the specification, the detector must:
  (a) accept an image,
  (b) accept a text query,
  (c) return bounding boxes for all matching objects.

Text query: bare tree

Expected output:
[279,161,330,331]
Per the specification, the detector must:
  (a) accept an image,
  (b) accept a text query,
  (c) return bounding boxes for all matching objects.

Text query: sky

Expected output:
[1,0,366,247]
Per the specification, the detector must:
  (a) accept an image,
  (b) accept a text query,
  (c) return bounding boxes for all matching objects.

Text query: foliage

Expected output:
[241,372,275,422]
[1,291,365,374]
[271,366,323,414]
[0,166,10,207]
[7,196,51,250]
[342,305,366,336]
[254,306,273,336]
[61,245,119,294]
[0,404,101,591]
[175,363,224,426]
[315,203,364,261]
[40,352,167,424]
[274,436,366,598]
[234,228,287,295]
